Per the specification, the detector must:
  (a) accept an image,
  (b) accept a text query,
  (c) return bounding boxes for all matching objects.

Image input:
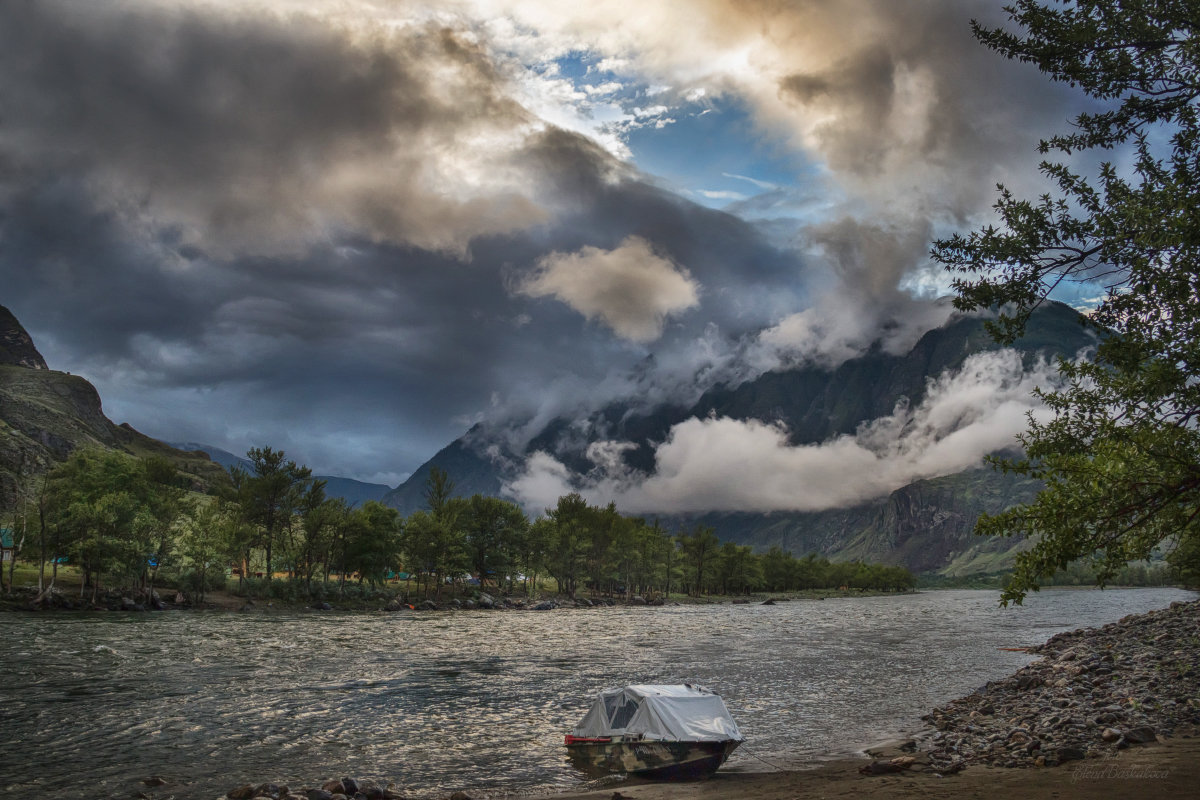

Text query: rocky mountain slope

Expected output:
[0,306,227,506]
[383,302,1097,574]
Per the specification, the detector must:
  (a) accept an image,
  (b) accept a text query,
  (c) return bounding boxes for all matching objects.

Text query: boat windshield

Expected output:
[604,695,640,729]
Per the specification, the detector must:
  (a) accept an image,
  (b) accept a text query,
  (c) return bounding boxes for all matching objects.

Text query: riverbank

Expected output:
[0,582,912,613]
[216,737,1200,800]
[521,737,1200,800]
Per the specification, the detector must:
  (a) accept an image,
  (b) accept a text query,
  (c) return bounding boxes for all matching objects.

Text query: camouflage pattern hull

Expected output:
[565,738,741,779]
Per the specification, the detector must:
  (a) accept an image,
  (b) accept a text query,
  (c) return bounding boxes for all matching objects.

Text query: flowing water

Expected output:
[0,587,1193,799]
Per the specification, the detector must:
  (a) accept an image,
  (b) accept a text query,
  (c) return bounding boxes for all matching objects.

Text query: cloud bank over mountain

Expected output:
[0,0,1088,492]
[503,349,1063,514]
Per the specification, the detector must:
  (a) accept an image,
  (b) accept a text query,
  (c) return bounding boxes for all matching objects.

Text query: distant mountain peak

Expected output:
[0,305,49,370]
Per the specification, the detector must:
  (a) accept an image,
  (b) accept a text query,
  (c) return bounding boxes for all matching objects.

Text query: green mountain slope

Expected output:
[0,308,227,506]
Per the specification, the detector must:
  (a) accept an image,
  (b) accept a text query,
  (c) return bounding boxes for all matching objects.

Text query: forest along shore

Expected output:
[209,597,1200,800]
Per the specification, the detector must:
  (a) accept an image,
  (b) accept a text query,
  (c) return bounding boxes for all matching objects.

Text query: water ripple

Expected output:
[0,588,1193,799]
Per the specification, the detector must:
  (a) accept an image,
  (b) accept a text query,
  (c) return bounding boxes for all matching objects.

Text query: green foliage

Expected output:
[1168,535,1200,588]
[760,547,914,592]
[233,446,315,581]
[677,525,721,597]
[933,0,1200,604]
[174,499,233,604]
[460,494,528,592]
[17,443,916,604]
[344,501,403,587]
[46,449,157,598]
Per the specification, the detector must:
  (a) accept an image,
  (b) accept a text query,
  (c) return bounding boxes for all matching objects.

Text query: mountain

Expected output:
[169,441,393,508]
[383,302,1096,574]
[0,306,228,506]
[0,305,48,370]
[661,467,1043,575]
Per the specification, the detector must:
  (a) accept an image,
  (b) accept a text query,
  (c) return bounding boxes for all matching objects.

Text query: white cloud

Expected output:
[504,348,1061,514]
[516,235,701,342]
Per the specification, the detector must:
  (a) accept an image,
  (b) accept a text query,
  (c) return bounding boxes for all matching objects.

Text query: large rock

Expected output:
[0,305,48,369]
[477,593,495,609]
[1123,727,1157,745]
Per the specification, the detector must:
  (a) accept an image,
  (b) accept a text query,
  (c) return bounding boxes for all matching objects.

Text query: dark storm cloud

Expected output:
[0,1,807,480]
[771,0,1094,216]
[0,0,1098,492]
[0,0,543,256]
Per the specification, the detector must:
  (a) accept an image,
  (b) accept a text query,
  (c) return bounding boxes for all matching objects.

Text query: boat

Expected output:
[564,684,744,779]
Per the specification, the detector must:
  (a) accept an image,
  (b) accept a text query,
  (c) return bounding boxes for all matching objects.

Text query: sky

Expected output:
[0,0,1099,494]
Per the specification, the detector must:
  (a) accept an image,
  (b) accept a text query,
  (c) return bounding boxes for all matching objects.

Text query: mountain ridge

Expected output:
[382,302,1095,574]
[168,441,393,508]
[0,309,228,505]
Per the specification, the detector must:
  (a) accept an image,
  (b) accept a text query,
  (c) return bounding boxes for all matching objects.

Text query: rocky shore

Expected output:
[919,597,1200,770]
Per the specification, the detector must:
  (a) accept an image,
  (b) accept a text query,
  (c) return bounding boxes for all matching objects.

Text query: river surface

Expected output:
[0,587,1193,799]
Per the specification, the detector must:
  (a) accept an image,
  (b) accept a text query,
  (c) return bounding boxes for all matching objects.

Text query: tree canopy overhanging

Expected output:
[932,0,1200,603]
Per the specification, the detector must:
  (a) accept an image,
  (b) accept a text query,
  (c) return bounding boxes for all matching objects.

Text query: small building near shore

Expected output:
[1,528,13,563]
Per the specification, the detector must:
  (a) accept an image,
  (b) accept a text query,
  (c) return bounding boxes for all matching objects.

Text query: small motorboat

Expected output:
[564,684,744,779]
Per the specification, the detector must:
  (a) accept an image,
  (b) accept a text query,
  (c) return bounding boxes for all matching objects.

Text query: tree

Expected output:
[44,449,156,602]
[932,1,1200,604]
[176,499,236,605]
[677,525,719,596]
[402,509,465,598]
[237,447,313,583]
[460,495,528,592]
[141,456,193,600]
[344,501,403,588]
[543,493,591,598]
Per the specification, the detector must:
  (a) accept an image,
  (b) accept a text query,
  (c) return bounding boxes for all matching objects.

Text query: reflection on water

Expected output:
[0,588,1192,799]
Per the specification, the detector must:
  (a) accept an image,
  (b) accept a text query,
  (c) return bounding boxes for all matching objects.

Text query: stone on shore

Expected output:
[918,598,1200,771]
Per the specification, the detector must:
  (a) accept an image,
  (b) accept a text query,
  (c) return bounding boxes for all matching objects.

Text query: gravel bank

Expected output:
[921,597,1200,770]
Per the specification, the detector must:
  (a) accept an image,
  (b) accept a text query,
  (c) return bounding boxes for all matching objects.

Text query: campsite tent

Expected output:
[570,684,744,742]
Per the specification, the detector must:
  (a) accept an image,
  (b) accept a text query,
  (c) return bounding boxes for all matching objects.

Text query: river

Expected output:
[0,587,1193,799]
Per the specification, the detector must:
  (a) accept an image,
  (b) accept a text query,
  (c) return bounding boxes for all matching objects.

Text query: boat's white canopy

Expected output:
[571,684,744,742]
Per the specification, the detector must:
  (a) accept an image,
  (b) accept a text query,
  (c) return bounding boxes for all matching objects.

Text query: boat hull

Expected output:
[565,738,741,779]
